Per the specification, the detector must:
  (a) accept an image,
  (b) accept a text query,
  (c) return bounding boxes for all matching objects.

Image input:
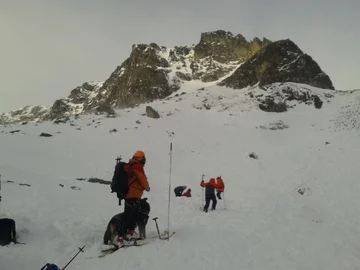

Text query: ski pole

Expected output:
[61,245,85,270]
[167,143,173,241]
[0,174,2,202]
[152,217,161,239]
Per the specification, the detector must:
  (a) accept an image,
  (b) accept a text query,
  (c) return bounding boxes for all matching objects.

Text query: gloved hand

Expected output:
[146,187,150,192]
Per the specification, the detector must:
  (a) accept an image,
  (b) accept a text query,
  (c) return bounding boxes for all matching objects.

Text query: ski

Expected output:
[98,231,175,258]
[99,242,148,258]
[159,230,176,240]
[151,230,169,238]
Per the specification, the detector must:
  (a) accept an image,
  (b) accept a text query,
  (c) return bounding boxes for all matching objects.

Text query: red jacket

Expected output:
[201,178,222,197]
[216,177,225,192]
[182,188,192,197]
[200,178,221,189]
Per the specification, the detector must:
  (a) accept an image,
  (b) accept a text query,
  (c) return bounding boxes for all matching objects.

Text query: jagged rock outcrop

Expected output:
[0,105,50,125]
[191,30,269,82]
[194,30,270,63]
[43,81,104,120]
[219,39,334,90]
[248,83,332,112]
[68,81,102,104]
[87,44,179,111]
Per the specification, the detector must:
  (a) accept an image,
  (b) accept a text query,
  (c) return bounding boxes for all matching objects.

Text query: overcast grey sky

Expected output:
[1,0,359,113]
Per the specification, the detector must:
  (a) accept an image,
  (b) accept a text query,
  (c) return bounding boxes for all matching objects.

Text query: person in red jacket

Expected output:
[182,188,192,197]
[200,178,221,212]
[216,176,225,200]
[118,150,150,243]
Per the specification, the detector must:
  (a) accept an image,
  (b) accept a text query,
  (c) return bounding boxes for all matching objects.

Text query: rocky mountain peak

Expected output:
[219,38,334,90]
[194,30,269,64]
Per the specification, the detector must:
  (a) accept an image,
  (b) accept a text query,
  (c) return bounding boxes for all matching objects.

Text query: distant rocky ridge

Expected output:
[0,30,335,125]
[219,39,334,90]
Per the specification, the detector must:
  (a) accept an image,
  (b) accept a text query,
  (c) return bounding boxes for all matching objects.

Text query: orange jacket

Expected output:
[125,158,149,199]
[216,177,225,192]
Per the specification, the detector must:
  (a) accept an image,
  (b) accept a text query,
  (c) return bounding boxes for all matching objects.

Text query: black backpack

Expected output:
[0,218,16,246]
[111,157,134,205]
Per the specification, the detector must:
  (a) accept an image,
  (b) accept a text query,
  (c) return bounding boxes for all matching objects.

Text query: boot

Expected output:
[125,230,135,240]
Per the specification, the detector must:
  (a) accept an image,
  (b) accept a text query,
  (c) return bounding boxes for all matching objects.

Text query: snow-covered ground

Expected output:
[1,83,360,270]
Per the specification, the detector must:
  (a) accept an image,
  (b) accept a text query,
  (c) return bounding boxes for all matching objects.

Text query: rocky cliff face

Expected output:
[86,43,180,111]
[0,30,335,125]
[45,81,104,120]
[191,30,269,82]
[218,39,334,90]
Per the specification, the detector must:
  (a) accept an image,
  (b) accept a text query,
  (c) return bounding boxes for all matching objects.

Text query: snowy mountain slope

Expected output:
[0,83,360,270]
[0,31,333,125]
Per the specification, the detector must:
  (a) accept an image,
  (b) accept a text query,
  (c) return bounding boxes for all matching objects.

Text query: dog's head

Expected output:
[137,198,150,225]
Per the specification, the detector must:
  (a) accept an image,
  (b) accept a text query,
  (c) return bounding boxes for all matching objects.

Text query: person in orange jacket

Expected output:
[118,150,150,243]
[216,176,225,200]
[200,178,221,212]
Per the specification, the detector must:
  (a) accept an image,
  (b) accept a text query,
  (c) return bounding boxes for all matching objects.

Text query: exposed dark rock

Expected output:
[40,132,53,137]
[19,183,31,187]
[259,98,287,113]
[203,103,211,110]
[88,44,178,110]
[109,128,117,133]
[9,130,20,134]
[146,106,160,119]
[219,39,334,90]
[176,71,192,81]
[312,95,323,109]
[88,177,111,185]
[106,112,117,118]
[298,187,311,195]
[0,105,50,125]
[47,99,71,120]
[194,30,269,63]
[249,152,259,159]
[95,105,115,115]
[53,117,70,124]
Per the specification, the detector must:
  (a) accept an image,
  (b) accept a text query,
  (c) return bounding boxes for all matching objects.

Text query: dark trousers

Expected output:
[204,194,217,212]
[119,198,139,236]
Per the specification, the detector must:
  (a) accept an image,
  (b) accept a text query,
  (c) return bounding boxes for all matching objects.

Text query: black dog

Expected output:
[103,198,150,245]
[0,218,17,246]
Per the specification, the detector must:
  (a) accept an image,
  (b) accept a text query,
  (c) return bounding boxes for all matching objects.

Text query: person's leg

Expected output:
[204,197,210,212]
[211,194,217,210]
[119,199,138,237]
